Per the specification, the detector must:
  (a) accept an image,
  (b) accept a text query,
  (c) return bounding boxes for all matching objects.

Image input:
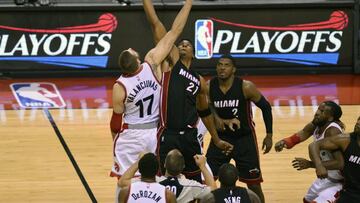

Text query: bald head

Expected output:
[165,149,185,176]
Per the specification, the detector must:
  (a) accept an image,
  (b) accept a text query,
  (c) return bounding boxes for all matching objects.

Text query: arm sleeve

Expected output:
[254,95,273,134]
[110,111,123,134]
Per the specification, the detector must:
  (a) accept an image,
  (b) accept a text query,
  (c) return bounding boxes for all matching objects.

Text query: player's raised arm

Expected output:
[143,0,167,44]
[143,0,180,70]
[145,0,191,66]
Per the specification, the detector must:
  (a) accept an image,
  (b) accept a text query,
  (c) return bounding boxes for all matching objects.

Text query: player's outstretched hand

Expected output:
[292,157,313,170]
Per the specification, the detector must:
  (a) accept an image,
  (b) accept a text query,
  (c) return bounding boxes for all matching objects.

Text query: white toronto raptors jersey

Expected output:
[127,181,166,203]
[117,63,160,125]
[313,122,344,180]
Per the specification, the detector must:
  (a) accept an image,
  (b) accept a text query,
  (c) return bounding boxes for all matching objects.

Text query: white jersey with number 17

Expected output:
[116,62,161,125]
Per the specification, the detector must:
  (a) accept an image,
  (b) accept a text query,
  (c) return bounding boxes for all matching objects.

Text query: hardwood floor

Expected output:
[1,106,359,202]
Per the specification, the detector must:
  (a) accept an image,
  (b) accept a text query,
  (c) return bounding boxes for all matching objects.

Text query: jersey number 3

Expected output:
[135,94,154,118]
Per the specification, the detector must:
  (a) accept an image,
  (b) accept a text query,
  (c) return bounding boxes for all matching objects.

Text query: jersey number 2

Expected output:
[135,94,154,118]
[186,82,199,95]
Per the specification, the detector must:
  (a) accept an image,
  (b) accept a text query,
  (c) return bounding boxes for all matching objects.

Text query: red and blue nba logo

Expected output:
[195,19,213,59]
[10,82,66,108]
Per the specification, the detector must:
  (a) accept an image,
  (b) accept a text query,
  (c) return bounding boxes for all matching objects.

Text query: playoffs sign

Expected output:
[195,10,352,66]
[0,13,117,68]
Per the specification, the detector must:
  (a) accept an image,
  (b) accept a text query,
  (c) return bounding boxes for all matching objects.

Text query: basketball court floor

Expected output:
[0,74,359,203]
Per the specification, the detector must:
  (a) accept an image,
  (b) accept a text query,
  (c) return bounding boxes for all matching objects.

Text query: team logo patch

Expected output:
[10,82,65,108]
[195,19,213,59]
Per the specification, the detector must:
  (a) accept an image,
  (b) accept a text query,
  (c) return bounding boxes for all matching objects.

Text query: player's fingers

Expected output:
[264,147,271,154]
[228,124,235,131]
[274,145,282,152]
[233,121,240,129]
[275,142,284,151]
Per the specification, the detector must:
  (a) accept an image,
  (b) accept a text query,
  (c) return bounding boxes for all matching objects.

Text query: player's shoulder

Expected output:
[242,79,256,88]
[241,79,259,95]
[325,124,343,137]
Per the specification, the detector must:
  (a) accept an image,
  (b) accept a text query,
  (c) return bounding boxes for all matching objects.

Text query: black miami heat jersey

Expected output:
[209,77,254,136]
[212,187,251,203]
[342,133,360,197]
[160,60,201,129]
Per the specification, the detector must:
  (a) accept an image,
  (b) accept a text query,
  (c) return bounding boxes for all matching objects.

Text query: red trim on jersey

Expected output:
[121,65,143,78]
[110,171,121,178]
[144,61,162,85]
[238,176,263,184]
[182,169,201,176]
[112,127,125,156]
[245,101,264,183]
[160,71,171,127]
[122,123,129,129]
[156,126,165,176]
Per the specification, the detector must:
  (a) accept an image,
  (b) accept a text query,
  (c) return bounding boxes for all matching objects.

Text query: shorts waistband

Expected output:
[327,177,344,183]
[122,121,158,130]
[164,127,197,135]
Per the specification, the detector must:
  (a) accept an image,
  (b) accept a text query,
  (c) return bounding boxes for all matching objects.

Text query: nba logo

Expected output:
[195,19,213,59]
[10,82,66,109]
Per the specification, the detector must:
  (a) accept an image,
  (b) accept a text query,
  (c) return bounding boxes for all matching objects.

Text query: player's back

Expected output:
[158,175,211,203]
[127,181,167,203]
[212,186,251,203]
[117,62,160,125]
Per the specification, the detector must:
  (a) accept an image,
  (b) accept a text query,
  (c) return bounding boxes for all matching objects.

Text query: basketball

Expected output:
[97,13,118,33]
[329,10,348,30]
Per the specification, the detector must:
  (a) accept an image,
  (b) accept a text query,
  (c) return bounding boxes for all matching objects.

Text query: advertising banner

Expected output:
[0,7,354,71]
[192,9,353,67]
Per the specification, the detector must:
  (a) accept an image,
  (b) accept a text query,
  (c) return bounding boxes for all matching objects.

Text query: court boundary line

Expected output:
[43,108,97,203]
